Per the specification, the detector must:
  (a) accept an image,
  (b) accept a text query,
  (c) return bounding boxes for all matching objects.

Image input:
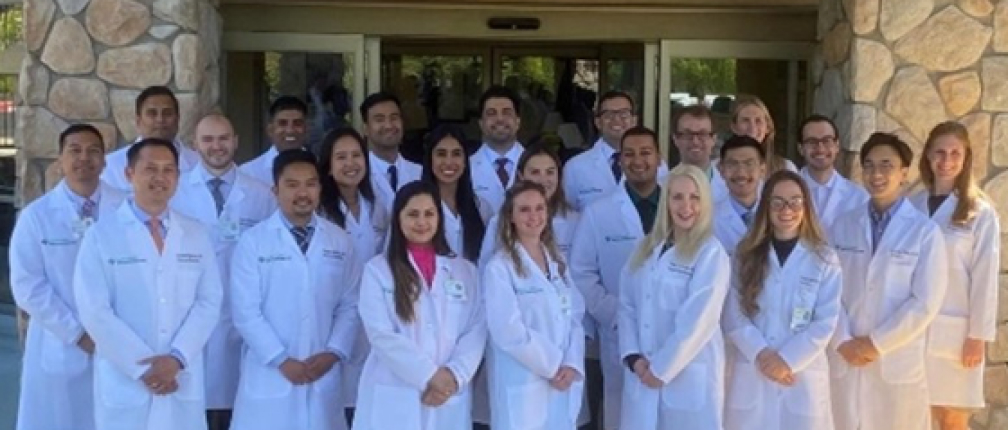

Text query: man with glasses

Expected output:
[797,114,868,232]
[712,135,767,255]
[671,105,728,201]
[563,91,669,211]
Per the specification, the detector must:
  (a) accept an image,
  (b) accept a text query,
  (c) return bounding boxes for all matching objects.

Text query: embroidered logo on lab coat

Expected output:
[108,256,147,266]
[258,254,292,263]
[323,249,347,261]
[604,234,636,243]
[177,253,203,264]
[42,238,78,246]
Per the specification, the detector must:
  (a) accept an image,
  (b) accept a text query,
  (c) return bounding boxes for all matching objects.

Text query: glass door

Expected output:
[657,40,813,165]
[222,32,367,162]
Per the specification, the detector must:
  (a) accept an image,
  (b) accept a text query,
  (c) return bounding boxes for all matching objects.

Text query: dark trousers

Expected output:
[582,358,604,430]
[345,407,356,427]
[206,409,232,430]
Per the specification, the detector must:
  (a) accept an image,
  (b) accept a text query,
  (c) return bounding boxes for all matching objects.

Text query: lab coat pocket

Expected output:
[726,361,759,410]
[39,330,89,375]
[243,361,292,399]
[96,359,149,408]
[927,314,968,361]
[880,338,925,384]
[506,381,548,428]
[783,367,829,417]
[661,362,707,410]
[371,385,421,430]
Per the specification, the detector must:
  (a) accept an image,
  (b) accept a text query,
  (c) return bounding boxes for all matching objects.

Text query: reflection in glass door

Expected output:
[380,42,649,161]
[223,33,366,162]
[658,40,813,165]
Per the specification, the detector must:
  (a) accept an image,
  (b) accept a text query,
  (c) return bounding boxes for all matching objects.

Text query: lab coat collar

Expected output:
[615,186,645,235]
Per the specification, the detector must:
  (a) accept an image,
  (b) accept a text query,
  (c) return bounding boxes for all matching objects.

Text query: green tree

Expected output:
[670,58,736,97]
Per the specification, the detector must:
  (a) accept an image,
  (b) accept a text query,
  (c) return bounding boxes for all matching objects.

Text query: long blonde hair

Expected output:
[496,181,566,278]
[628,165,714,269]
[919,121,985,227]
[735,170,828,318]
[731,95,788,174]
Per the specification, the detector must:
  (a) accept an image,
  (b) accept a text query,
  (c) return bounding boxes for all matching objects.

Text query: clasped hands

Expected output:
[755,349,795,386]
[279,352,341,385]
[139,355,183,396]
[837,336,880,368]
[422,367,459,407]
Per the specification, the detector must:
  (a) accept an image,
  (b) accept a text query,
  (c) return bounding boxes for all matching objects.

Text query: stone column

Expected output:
[17,0,222,204]
[816,0,1008,427]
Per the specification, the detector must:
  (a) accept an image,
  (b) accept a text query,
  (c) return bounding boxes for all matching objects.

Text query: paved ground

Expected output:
[0,305,21,430]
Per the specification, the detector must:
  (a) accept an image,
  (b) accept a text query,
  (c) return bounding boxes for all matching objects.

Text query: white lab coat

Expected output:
[101,138,200,191]
[470,144,524,213]
[368,152,422,213]
[800,168,869,235]
[484,246,586,430]
[563,139,670,211]
[908,190,1001,407]
[73,202,223,430]
[441,199,493,258]
[617,235,729,430]
[828,200,948,430]
[353,254,487,430]
[337,196,391,407]
[229,212,361,430]
[478,210,580,271]
[10,181,126,430]
[568,186,647,430]
[722,242,842,430]
[238,146,278,187]
[169,166,277,408]
[712,197,752,257]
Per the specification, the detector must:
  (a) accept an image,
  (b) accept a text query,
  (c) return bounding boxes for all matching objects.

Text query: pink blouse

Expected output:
[407,243,437,288]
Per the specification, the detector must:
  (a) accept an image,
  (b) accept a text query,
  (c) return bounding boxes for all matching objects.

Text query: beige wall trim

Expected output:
[222,5,816,43]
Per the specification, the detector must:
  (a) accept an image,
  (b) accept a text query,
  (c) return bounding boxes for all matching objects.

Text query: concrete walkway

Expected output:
[0,305,21,430]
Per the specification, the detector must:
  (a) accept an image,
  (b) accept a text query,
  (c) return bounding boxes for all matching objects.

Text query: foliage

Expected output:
[670,58,737,96]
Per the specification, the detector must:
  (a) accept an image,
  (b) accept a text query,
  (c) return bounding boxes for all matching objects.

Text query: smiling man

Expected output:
[74,138,223,430]
[170,114,277,430]
[470,85,525,212]
[570,125,663,430]
[101,86,201,192]
[712,135,767,255]
[797,114,868,233]
[240,96,309,186]
[361,92,422,212]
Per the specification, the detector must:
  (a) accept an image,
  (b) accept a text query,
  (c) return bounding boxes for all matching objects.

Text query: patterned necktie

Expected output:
[610,153,622,182]
[148,218,164,253]
[291,226,313,254]
[495,158,509,186]
[388,164,399,190]
[741,211,752,226]
[208,177,225,215]
[81,198,96,219]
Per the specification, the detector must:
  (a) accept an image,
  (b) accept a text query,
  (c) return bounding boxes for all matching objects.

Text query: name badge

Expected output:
[72,217,95,240]
[445,278,467,301]
[218,216,240,242]
[790,307,813,332]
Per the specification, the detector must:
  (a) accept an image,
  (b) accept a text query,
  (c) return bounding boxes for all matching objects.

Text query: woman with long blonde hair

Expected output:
[483,181,586,430]
[722,170,842,430]
[729,95,796,175]
[910,121,1000,430]
[616,164,730,430]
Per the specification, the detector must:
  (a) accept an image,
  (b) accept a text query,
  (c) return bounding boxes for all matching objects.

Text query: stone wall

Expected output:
[17,0,222,204]
[815,0,1008,427]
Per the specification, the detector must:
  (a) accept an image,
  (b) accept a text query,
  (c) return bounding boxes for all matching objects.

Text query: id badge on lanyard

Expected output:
[72,217,94,240]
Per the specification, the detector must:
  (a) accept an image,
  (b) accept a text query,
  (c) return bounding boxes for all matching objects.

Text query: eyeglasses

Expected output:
[675,130,715,141]
[801,136,838,147]
[862,161,899,175]
[769,196,804,212]
[721,159,762,172]
[598,108,634,120]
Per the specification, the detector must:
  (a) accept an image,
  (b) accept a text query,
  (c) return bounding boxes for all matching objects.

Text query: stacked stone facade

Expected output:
[17,0,221,204]
[815,0,1008,427]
